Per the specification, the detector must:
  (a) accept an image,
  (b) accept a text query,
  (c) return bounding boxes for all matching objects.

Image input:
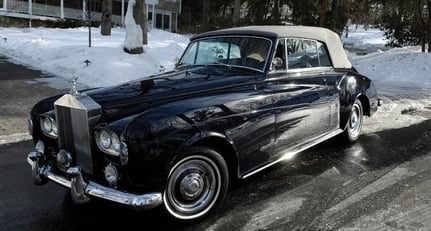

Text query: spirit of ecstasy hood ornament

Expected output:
[70,77,79,96]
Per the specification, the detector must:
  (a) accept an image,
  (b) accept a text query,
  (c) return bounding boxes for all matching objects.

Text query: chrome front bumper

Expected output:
[27,151,162,211]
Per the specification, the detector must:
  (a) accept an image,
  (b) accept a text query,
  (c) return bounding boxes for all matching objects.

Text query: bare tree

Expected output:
[233,0,241,26]
[202,0,210,32]
[428,0,431,52]
[273,0,281,24]
[319,0,329,27]
[331,0,339,32]
[134,0,148,45]
[419,0,427,52]
[101,0,112,36]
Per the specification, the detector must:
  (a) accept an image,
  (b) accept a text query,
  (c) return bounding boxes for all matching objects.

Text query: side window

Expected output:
[181,42,198,65]
[317,41,332,67]
[286,39,332,70]
[286,39,316,69]
[272,39,287,71]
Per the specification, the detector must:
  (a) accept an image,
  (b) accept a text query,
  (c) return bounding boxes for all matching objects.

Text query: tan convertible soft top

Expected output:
[191,25,352,69]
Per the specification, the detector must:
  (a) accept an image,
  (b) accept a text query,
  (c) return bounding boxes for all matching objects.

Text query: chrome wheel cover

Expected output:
[349,103,362,137]
[164,155,222,220]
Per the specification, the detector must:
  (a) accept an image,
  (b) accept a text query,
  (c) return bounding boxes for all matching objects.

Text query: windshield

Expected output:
[178,37,271,72]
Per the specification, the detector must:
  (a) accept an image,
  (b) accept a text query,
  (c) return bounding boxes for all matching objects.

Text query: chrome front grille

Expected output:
[54,94,101,174]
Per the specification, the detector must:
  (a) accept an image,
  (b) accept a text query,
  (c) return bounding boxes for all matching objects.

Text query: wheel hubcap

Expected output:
[349,104,361,136]
[164,155,222,220]
[180,173,205,200]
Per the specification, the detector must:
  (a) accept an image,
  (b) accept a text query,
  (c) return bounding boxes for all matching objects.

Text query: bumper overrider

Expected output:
[27,150,162,210]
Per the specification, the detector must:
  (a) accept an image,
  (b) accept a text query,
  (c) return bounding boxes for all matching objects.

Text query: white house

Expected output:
[0,0,181,32]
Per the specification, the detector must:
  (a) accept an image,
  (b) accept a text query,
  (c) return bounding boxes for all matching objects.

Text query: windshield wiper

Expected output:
[206,62,232,69]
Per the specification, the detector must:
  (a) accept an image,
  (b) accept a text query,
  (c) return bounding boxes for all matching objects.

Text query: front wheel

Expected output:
[342,99,363,143]
[163,147,228,222]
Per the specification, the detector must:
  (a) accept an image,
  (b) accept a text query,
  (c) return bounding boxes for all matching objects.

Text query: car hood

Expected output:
[84,67,264,122]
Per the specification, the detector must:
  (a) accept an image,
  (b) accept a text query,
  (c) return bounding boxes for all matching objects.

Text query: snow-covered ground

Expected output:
[342,26,431,133]
[0,27,190,87]
[0,25,430,133]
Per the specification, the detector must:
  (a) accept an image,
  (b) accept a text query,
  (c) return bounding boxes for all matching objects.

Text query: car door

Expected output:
[268,38,338,160]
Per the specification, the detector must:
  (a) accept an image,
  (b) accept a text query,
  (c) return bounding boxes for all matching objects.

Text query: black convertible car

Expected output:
[27,25,380,222]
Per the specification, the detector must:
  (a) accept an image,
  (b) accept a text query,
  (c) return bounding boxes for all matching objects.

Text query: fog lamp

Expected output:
[104,164,119,186]
[56,150,72,172]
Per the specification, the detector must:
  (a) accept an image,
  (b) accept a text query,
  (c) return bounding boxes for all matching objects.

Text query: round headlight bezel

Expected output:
[40,116,58,138]
[98,130,112,150]
[95,129,122,156]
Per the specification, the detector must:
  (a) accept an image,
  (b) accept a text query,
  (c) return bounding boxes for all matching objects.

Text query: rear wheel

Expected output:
[342,99,363,143]
[163,147,228,222]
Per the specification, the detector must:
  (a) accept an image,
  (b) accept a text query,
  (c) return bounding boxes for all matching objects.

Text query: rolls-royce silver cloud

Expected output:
[27,25,380,222]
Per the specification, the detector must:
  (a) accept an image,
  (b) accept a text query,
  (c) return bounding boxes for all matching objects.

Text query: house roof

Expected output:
[191,25,352,69]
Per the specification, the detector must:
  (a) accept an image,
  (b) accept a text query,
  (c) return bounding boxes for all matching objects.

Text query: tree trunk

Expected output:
[101,0,112,36]
[428,0,431,52]
[418,0,426,52]
[254,0,266,24]
[319,0,328,27]
[202,0,210,32]
[331,0,338,32]
[124,0,144,54]
[364,0,370,30]
[273,0,280,24]
[233,0,241,26]
[345,24,349,38]
[142,2,148,45]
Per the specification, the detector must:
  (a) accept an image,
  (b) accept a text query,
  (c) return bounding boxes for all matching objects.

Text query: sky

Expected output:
[0,25,430,133]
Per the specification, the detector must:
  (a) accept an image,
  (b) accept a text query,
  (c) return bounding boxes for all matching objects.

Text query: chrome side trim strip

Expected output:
[241,128,343,179]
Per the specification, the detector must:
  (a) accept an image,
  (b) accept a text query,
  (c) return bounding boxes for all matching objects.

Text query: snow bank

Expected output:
[342,25,388,53]
[0,26,190,87]
[351,47,431,98]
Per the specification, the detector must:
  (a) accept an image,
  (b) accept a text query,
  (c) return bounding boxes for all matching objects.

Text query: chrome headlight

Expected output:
[95,129,121,156]
[40,116,58,138]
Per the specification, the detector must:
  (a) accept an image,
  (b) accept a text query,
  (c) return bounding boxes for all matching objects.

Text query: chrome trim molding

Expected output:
[27,152,163,211]
[241,128,344,179]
